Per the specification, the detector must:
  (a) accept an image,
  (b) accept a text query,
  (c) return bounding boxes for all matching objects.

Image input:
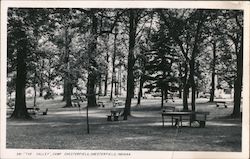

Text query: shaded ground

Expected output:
[6,96,241,151]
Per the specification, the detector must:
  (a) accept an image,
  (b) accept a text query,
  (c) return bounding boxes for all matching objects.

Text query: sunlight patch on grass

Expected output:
[124,136,152,140]
[207,121,240,127]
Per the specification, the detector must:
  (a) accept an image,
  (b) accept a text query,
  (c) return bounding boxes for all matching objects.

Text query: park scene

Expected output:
[6,8,243,151]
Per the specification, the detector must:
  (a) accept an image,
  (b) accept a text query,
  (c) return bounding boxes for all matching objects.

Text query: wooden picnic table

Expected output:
[107,106,125,121]
[162,111,209,128]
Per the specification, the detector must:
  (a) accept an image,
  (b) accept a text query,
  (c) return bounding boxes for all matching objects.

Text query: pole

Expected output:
[86,102,89,134]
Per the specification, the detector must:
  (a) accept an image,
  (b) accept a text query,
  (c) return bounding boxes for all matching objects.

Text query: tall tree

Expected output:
[215,10,243,117]
[228,11,243,118]
[9,23,30,119]
[110,28,118,101]
[209,40,216,102]
[86,9,99,107]
[8,8,48,119]
[159,9,209,111]
[144,18,179,108]
[123,9,139,119]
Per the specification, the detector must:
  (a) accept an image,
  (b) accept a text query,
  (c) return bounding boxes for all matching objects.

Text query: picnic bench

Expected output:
[113,99,124,107]
[165,96,175,103]
[216,101,227,108]
[97,101,105,107]
[162,111,209,128]
[27,107,48,115]
[27,107,40,115]
[107,106,125,121]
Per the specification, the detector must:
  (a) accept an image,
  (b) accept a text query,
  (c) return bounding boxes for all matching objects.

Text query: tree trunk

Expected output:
[87,72,97,107]
[87,10,98,107]
[161,88,164,108]
[137,76,144,105]
[179,87,182,98]
[33,83,37,107]
[110,76,114,100]
[104,38,109,96]
[190,59,196,113]
[164,86,168,100]
[118,66,122,96]
[232,33,243,118]
[189,14,203,113]
[209,41,216,102]
[110,33,117,100]
[110,75,114,100]
[62,80,66,101]
[182,64,189,111]
[65,79,72,107]
[39,80,43,97]
[115,80,118,96]
[63,26,72,107]
[124,9,137,120]
[104,71,108,96]
[98,74,102,95]
[39,60,44,97]
[11,30,30,119]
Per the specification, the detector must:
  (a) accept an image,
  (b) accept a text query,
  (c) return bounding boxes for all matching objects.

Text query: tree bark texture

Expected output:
[98,74,102,95]
[63,26,72,107]
[11,29,30,119]
[124,9,137,120]
[182,64,189,111]
[232,31,243,118]
[87,10,98,107]
[137,76,144,105]
[189,58,196,112]
[39,81,43,97]
[209,41,216,102]
[104,52,109,96]
[110,33,117,100]
[87,72,97,107]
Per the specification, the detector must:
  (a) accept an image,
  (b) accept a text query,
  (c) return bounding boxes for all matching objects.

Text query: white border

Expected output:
[1,1,249,159]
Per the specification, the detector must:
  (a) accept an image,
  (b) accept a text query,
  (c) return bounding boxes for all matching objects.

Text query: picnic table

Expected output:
[162,111,209,128]
[27,107,40,115]
[216,101,227,108]
[97,101,105,107]
[107,106,125,121]
[113,99,124,107]
[26,107,48,115]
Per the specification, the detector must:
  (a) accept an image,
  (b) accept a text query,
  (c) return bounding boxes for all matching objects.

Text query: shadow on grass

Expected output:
[6,98,242,151]
[7,112,242,151]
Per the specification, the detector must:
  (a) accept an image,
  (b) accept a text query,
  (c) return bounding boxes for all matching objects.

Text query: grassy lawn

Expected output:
[6,96,242,151]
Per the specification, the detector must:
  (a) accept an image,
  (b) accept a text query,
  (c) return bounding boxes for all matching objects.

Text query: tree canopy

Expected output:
[7,8,243,119]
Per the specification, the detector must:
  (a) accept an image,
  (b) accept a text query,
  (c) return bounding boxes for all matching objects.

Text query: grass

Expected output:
[6,96,242,151]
